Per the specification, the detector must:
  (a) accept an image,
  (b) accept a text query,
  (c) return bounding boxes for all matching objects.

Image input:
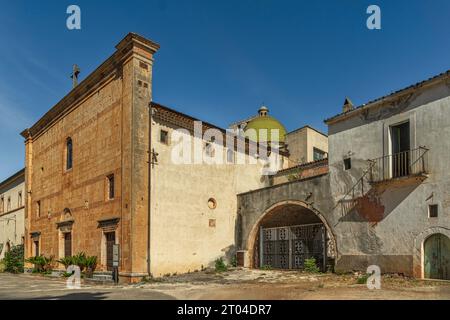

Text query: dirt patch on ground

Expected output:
[134,268,450,300]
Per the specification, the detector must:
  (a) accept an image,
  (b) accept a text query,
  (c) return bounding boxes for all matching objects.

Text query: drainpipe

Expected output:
[147,103,152,276]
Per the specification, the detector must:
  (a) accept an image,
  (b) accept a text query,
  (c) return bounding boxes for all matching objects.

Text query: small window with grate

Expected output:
[429,204,438,218]
[107,175,115,200]
[160,130,169,145]
[344,158,352,170]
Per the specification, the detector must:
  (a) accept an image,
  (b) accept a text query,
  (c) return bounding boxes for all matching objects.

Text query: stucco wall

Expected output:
[286,127,328,165]
[149,119,273,276]
[0,176,25,259]
[238,79,450,277]
[327,81,450,276]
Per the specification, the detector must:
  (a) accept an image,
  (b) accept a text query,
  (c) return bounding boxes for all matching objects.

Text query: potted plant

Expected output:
[57,256,74,270]
[84,256,97,278]
[72,252,87,272]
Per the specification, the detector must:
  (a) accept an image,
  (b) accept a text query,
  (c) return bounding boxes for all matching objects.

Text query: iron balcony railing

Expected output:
[368,147,429,183]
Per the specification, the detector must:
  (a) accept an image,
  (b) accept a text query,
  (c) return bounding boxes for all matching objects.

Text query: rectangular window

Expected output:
[313,148,326,161]
[227,149,235,164]
[429,204,438,218]
[160,130,169,145]
[64,233,72,257]
[108,175,115,200]
[0,196,3,213]
[66,138,73,170]
[344,158,352,170]
[36,200,41,218]
[34,241,39,257]
[7,197,11,211]
[18,191,22,207]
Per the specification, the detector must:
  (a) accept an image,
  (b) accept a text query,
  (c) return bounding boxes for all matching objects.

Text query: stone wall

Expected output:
[22,34,159,282]
[0,170,25,259]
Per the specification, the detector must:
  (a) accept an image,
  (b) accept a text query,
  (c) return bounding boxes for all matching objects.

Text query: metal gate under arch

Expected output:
[259,223,326,271]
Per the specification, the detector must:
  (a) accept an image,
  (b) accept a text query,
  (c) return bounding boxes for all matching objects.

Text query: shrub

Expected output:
[4,245,24,273]
[214,258,228,272]
[357,273,371,284]
[261,265,272,270]
[84,256,97,278]
[304,258,320,273]
[230,256,237,268]
[0,260,5,273]
[26,255,54,273]
[71,252,87,271]
[57,256,74,269]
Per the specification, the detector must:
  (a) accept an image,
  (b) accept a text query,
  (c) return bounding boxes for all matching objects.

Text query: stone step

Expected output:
[84,277,115,286]
[93,274,113,280]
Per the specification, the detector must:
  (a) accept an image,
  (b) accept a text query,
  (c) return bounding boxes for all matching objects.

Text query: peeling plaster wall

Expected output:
[238,80,450,277]
[327,81,450,276]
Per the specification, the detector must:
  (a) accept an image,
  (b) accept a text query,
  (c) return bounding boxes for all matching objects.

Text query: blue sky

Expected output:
[0,0,449,180]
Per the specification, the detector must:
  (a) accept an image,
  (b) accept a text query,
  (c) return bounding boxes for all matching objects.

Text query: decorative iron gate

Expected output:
[260,223,326,271]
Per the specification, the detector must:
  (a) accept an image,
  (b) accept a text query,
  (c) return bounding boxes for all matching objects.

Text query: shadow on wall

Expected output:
[339,182,421,226]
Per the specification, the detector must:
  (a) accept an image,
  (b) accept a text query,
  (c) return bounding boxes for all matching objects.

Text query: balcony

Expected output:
[368,147,429,185]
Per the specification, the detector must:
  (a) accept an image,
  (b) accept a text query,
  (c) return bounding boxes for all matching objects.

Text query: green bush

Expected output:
[0,260,5,273]
[4,245,24,273]
[72,252,87,271]
[304,258,320,273]
[58,253,97,277]
[357,273,371,284]
[26,255,54,273]
[57,256,74,269]
[84,255,97,278]
[214,258,228,272]
[230,256,237,268]
[261,265,272,270]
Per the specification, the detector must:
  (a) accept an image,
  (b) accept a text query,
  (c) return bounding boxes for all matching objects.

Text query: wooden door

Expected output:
[391,122,410,178]
[64,233,72,257]
[424,234,450,280]
[106,232,115,271]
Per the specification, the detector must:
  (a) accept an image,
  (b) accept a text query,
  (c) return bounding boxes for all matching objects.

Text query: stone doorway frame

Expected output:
[413,226,450,279]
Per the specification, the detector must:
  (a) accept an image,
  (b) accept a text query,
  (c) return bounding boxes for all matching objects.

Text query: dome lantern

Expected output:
[243,105,287,144]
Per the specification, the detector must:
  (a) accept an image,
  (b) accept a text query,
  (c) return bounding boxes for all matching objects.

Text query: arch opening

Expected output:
[248,201,336,272]
[424,233,450,280]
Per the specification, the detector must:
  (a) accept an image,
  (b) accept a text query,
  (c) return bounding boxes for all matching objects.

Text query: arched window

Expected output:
[66,138,73,170]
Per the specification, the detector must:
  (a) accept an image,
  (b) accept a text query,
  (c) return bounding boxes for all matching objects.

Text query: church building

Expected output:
[20,33,326,282]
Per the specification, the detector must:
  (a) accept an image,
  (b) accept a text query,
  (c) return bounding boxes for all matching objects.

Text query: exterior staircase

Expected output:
[338,147,429,220]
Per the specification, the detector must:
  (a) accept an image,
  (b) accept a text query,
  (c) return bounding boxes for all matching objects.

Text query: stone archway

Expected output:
[246,200,337,270]
[413,226,450,279]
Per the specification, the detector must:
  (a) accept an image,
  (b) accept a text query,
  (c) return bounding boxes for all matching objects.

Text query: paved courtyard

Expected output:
[0,269,449,300]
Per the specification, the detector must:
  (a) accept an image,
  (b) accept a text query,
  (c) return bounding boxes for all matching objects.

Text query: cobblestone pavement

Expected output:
[1,270,449,300]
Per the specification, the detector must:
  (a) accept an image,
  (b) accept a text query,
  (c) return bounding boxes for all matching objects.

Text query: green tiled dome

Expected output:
[244,106,287,143]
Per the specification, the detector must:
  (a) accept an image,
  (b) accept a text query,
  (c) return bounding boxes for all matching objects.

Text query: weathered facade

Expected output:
[238,70,450,280]
[0,169,25,259]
